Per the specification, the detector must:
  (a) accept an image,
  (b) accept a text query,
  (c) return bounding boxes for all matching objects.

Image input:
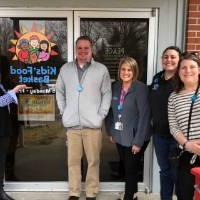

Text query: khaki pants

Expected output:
[66,128,102,197]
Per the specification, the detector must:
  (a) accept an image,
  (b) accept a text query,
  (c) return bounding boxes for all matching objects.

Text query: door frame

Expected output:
[0,8,158,192]
[74,9,158,85]
[74,9,158,192]
[0,9,74,62]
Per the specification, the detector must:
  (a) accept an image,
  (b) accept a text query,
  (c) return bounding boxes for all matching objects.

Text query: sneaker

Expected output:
[86,197,96,200]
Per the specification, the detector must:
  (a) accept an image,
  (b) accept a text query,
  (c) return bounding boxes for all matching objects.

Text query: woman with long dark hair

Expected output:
[149,46,181,200]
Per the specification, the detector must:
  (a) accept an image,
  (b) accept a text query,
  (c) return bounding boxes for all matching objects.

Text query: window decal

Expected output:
[8,22,59,86]
[9,23,58,64]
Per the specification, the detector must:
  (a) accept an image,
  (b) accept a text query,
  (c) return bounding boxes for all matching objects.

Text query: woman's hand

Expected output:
[185,139,200,155]
[12,85,32,93]
[131,145,141,155]
[109,136,115,143]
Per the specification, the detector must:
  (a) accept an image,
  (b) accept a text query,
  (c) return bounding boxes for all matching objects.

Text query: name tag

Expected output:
[115,122,123,131]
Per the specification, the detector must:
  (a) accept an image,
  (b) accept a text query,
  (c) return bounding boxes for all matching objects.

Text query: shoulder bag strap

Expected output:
[187,84,200,139]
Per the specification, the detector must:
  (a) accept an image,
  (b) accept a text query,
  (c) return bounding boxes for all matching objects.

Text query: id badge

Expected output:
[115,121,123,131]
[76,84,83,92]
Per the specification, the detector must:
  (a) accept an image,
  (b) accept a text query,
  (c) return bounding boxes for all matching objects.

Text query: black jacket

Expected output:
[149,71,175,137]
[0,86,12,137]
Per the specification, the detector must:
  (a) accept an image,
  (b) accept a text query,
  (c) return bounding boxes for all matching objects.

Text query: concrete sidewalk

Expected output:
[8,192,177,200]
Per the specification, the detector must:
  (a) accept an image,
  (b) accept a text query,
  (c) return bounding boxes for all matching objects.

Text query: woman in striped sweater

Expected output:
[168,52,200,200]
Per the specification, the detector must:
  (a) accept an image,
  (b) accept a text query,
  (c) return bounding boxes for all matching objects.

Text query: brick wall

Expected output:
[186,0,200,53]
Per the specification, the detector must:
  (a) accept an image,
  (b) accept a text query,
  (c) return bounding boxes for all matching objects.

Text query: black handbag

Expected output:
[168,145,181,167]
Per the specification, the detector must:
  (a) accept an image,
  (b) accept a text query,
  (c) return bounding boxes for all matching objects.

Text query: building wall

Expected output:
[186,0,200,52]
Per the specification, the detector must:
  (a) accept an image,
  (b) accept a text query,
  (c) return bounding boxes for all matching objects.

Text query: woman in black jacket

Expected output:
[149,46,181,200]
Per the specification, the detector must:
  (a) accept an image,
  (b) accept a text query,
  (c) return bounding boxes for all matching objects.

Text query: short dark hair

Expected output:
[75,35,93,47]
[174,52,200,93]
[162,46,182,58]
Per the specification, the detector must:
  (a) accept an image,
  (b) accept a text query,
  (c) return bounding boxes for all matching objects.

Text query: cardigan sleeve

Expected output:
[0,91,17,107]
[56,67,66,115]
[105,107,113,136]
[168,93,182,137]
[98,68,112,119]
[133,84,151,147]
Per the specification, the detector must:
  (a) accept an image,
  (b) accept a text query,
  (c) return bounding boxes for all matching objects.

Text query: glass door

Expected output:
[74,10,158,191]
[0,8,158,192]
[0,9,73,190]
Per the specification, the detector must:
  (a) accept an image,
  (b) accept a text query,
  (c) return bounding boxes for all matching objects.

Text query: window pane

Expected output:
[81,18,149,82]
[0,18,68,181]
[80,18,149,182]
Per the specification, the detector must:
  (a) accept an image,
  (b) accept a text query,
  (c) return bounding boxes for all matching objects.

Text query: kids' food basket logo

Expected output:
[8,24,59,85]
[9,28,58,64]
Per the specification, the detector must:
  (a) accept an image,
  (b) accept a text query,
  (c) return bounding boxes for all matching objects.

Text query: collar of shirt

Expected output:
[76,59,92,70]
[75,59,92,82]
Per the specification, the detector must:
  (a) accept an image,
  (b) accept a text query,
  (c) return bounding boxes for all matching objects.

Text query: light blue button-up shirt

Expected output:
[0,84,18,108]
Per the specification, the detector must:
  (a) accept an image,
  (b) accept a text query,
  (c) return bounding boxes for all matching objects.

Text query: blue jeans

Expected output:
[153,134,177,200]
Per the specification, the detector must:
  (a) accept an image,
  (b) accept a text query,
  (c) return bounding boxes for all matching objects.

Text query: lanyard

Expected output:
[74,63,90,92]
[187,84,200,139]
[118,88,127,112]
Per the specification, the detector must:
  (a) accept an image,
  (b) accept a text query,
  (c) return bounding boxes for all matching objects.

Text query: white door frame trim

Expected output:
[0,8,158,192]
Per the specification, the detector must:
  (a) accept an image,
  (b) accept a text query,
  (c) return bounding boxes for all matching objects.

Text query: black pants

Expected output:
[0,137,10,186]
[177,152,200,200]
[116,141,149,200]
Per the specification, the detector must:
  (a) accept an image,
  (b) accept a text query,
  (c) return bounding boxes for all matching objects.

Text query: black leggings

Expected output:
[0,137,10,186]
[116,141,149,200]
[177,152,200,200]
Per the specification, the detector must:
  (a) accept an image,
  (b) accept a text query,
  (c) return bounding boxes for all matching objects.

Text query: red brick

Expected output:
[188,18,197,24]
[186,44,196,51]
[189,4,198,11]
[198,18,200,24]
[189,0,200,4]
[187,32,197,37]
[187,37,200,43]
[196,45,200,50]
[188,11,200,18]
[197,32,200,37]
[188,25,200,31]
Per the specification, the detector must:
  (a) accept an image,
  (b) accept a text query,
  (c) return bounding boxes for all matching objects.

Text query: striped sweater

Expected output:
[168,90,200,140]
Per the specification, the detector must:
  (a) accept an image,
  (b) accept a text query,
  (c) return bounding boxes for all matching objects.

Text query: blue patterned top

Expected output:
[0,84,18,107]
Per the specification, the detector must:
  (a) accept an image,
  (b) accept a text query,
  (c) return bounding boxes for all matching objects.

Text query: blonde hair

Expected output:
[118,56,139,82]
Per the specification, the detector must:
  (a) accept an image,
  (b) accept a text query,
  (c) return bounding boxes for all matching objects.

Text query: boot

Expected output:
[5,168,18,181]
[5,154,18,181]
[0,188,15,200]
